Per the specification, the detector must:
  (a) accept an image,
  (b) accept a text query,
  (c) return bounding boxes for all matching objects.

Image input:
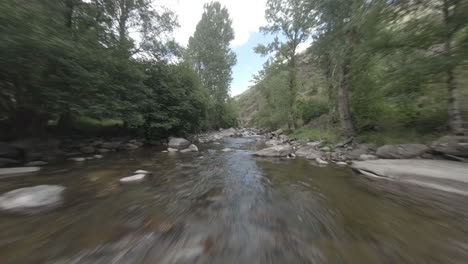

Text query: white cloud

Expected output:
[160,0,267,47]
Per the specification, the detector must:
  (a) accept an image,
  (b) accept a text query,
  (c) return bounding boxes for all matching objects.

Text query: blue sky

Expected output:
[230,32,275,96]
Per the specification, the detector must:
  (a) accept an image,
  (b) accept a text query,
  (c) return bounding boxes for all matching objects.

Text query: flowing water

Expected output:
[1,137,468,264]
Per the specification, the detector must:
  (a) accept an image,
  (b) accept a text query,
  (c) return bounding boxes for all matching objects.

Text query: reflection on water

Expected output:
[0,137,467,264]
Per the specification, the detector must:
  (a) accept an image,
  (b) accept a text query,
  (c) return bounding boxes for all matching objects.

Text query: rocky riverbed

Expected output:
[1,133,468,263]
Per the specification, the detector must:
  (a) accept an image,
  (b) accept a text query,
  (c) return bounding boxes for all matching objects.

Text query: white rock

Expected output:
[167,148,178,152]
[120,174,146,183]
[134,170,150,174]
[222,148,232,152]
[315,158,329,165]
[93,154,104,159]
[189,144,199,152]
[335,161,348,166]
[0,185,65,214]
[68,157,86,162]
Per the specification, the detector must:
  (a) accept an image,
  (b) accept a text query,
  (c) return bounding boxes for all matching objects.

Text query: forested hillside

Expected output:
[0,0,237,140]
[237,0,468,145]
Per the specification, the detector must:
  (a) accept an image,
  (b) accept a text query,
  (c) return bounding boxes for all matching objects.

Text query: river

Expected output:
[0,136,467,264]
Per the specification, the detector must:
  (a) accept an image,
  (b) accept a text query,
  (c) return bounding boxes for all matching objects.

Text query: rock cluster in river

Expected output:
[253,129,468,165]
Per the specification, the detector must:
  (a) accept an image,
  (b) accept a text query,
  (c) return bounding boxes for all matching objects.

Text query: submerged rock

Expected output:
[0,185,65,214]
[253,145,294,157]
[80,146,95,154]
[0,167,41,176]
[68,157,86,162]
[168,138,190,149]
[24,160,48,166]
[120,174,146,183]
[376,144,430,159]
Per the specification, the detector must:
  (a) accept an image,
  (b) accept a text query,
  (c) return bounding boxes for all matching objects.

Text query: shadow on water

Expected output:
[0,137,468,263]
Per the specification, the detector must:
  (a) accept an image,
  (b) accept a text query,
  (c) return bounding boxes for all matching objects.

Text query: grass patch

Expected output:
[356,129,445,148]
[287,127,339,143]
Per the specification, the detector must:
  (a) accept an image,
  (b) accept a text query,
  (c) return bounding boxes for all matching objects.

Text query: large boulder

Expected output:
[253,144,294,157]
[376,144,430,159]
[295,146,323,160]
[431,135,468,157]
[168,138,190,149]
[351,159,468,196]
[0,185,66,214]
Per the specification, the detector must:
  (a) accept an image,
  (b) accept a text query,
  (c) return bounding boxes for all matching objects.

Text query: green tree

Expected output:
[255,0,316,131]
[186,1,237,128]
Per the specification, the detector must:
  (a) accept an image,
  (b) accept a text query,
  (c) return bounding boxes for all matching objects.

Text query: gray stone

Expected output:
[80,146,95,154]
[93,155,104,159]
[431,135,468,157]
[68,157,86,162]
[320,146,331,152]
[0,167,41,176]
[346,144,369,160]
[307,141,324,148]
[376,144,430,159]
[265,139,282,146]
[315,158,329,165]
[222,148,232,152]
[167,148,178,152]
[134,170,150,174]
[359,154,378,161]
[180,149,192,153]
[101,142,122,149]
[253,144,294,157]
[0,185,65,214]
[351,159,468,196]
[24,161,48,166]
[123,143,139,150]
[120,174,146,183]
[295,146,322,159]
[97,148,111,153]
[168,138,190,149]
[189,144,199,152]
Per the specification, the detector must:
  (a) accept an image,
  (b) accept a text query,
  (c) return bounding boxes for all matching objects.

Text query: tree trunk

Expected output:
[338,30,356,138]
[443,0,464,135]
[288,55,297,131]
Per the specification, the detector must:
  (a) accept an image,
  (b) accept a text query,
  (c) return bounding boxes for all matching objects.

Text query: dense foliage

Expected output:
[0,0,237,139]
[238,0,468,138]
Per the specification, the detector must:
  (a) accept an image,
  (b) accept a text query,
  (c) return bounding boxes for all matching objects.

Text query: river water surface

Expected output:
[1,137,468,264]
